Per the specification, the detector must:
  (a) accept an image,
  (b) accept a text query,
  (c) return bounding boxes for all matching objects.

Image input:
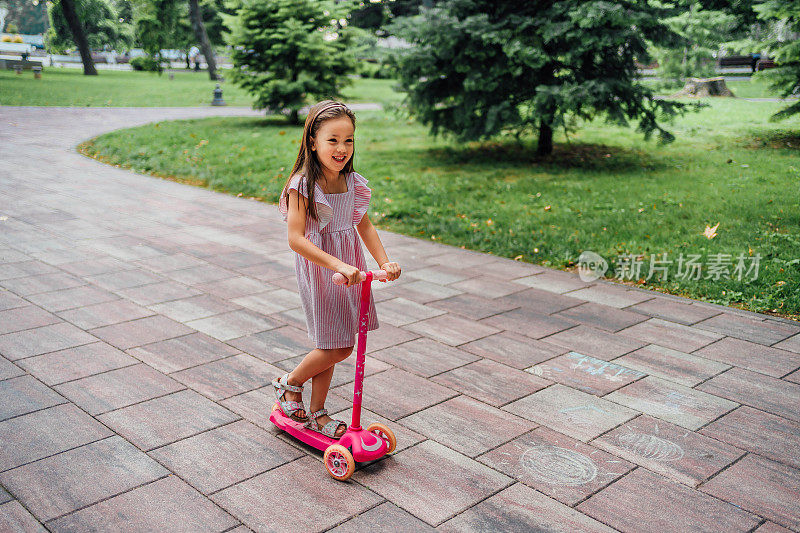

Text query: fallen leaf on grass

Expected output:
[703,222,720,239]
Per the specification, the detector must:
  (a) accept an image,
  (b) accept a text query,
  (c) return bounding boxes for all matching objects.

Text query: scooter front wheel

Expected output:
[324,444,355,481]
[367,423,396,454]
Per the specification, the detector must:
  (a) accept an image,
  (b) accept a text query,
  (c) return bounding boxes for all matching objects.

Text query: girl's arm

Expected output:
[286,189,361,285]
[356,213,401,281]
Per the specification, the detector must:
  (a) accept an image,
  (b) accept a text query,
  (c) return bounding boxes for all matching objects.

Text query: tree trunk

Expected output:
[188,0,218,81]
[537,120,553,156]
[58,0,97,76]
[289,108,300,125]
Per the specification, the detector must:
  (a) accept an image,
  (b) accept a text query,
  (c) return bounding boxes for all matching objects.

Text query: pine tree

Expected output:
[223,0,357,124]
[755,0,800,119]
[394,0,693,155]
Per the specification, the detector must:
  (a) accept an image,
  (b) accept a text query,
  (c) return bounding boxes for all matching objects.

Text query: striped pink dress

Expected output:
[278,171,379,349]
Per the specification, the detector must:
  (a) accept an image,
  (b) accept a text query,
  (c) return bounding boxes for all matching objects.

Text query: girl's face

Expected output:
[311,116,354,180]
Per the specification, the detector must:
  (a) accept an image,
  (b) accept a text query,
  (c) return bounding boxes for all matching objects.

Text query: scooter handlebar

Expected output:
[332,269,388,285]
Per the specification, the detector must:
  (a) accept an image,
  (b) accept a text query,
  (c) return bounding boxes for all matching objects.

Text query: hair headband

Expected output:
[313,102,348,122]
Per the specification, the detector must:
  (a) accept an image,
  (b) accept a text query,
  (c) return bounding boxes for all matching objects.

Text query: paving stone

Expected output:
[26,285,119,313]
[211,456,382,532]
[0,249,30,263]
[493,287,586,316]
[0,375,67,421]
[617,317,724,352]
[480,308,577,340]
[194,276,274,299]
[0,500,48,532]
[432,358,550,407]
[0,436,169,523]
[503,384,638,442]
[89,315,194,350]
[425,249,499,270]
[47,474,239,533]
[566,283,655,308]
[437,482,615,532]
[404,265,475,285]
[127,332,239,374]
[478,427,634,505]
[612,344,730,387]
[0,272,85,296]
[374,297,446,327]
[460,331,567,369]
[0,322,96,361]
[53,363,184,415]
[205,251,271,270]
[186,310,282,341]
[0,306,60,335]
[593,415,745,487]
[628,298,721,325]
[0,290,28,311]
[754,522,794,533]
[329,501,435,533]
[133,252,208,273]
[0,261,58,282]
[555,302,652,335]
[227,326,314,363]
[331,367,457,421]
[403,313,500,346]
[398,395,532,457]
[357,440,512,526]
[696,367,800,423]
[382,279,464,304]
[170,354,281,401]
[362,322,421,353]
[693,337,800,378]
[370,337,479,377]
[541,324,647,361]
[219,388,291,438]
[694,313,800,346]
[148,420,303,494]
[148,294,241,322]
[773,333,800,354]
[98,389,240,451]
[701,454,800,531]
[166,265,238,286]
[230,289,300,316]
[606,376,738,430]
[514,271,594,293]
[116,281,203,306]
[86,237,165,262]
[784,368,800,385]
[0,356,25,380]
[426,292,520,320]
[15,342,137,386]
[57,257,131,277]
[236,261,295,281]
[448,276,529,298]
[700,404,800,469]
[86,268,165,291]
[527,351,646,395]
[57,299,155,330]
[577,467,760,532]
[0,403,113,471]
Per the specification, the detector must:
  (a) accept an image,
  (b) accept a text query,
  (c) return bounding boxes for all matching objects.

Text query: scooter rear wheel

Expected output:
[324,444,355,481]
[366,423,396,454]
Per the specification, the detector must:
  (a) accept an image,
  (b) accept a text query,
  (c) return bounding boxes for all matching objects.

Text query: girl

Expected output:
[274,100,401,439]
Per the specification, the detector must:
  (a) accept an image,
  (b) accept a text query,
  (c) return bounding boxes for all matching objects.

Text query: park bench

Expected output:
[0,42,45,71]
[717,54,774,71]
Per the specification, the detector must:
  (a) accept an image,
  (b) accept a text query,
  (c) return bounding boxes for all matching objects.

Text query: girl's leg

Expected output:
[282,346,353,421]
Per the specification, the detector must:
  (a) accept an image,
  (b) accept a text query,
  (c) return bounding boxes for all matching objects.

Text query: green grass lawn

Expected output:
[78,96,800,319]
[0,67,401,107]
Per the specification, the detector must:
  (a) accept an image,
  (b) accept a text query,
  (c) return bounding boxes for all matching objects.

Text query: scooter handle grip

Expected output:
[332,269,388,285]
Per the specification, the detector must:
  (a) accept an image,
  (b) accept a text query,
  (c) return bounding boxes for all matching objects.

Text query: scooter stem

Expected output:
[351,270,373,429]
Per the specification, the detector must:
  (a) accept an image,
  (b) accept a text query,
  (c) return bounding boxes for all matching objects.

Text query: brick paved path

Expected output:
[1,106,800,532]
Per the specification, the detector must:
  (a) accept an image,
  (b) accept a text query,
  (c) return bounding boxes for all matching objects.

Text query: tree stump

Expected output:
[671,77,735,98]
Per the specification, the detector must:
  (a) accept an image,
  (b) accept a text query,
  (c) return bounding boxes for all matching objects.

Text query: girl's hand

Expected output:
[336,263,362,287]
[380,261,401,282]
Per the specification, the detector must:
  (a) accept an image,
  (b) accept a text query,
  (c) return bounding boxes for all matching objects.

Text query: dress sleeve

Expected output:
[352,172,372,226]
[278,174,334,230]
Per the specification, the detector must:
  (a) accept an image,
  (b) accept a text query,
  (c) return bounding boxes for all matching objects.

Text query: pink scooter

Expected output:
[269,269,397,481]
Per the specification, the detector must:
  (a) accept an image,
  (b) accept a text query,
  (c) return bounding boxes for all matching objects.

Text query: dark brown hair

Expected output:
[281,100,357,221]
